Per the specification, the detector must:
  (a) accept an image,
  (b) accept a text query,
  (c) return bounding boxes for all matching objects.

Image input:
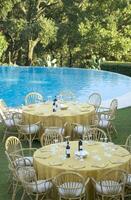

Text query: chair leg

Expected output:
[106,128,112,142]
[7,173,13,193]
[12,181,18,200]
[112,124,118,135]
[121,194,125,200]
[2,129,7,143]
[35,194,39,200]
[21,190,25,200]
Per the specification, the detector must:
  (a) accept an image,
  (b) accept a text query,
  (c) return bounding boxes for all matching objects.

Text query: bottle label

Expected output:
[80,145,83,150]
[66,149,70,154]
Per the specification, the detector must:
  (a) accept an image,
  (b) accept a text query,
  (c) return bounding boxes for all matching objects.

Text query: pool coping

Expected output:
[102,91,131,109]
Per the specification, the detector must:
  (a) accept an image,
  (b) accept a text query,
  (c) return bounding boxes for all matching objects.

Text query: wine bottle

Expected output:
[78,137,83,151]
[53,101,56,112]
[66,141,70,158]
[54,96,58,109]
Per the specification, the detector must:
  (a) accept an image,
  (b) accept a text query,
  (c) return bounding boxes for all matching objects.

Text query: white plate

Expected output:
[60,104,68,110]
[75,150,89,158]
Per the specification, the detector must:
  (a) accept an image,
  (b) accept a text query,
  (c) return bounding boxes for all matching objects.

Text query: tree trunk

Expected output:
[25,38,40,66]
[60,52,63,66]
[68,46,72,67]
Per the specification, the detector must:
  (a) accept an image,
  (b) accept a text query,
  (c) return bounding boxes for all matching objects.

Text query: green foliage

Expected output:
[0,0,130,66]
[39,18,57,47]
[0,32,8,59]
[101,61,131,77]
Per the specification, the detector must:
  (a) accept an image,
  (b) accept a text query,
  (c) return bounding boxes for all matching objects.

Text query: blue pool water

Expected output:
[0,66,131,107]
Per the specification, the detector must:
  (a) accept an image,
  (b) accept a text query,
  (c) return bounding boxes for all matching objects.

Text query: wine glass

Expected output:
[47,95,52,103]
[54,139,58,144]
[100,137,104,142]
[104,138,108,143]
[88,134,92,144]
[79,150,84,162]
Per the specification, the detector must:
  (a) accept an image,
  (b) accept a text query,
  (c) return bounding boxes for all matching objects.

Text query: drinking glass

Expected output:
[100,138,104,142]
[54,139,58,144]
[88,134,92,144]
[79,151,84,162]
[47,95,52,103]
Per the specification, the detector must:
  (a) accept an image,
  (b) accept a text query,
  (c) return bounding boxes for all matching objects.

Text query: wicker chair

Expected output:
[5,136,36,167]
[88,93,102,112]
[83,127,108,142]
[16,121,41,148]
[40,127,63,146]
[98,99,118,141]
[54,171,89,200]
[43,116,65,135]
[18,166,53,200]
[123,134,131,153]
[125,160,131,198]
[24,92,44,105]
[13,112,23,125]
[92,169,126,200]
[63,122,77,140]
[5,150,35,200]
[0,108,19,142]
[0,98,8,110]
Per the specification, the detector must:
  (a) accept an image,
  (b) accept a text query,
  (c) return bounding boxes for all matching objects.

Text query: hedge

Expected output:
[101,62,131,77]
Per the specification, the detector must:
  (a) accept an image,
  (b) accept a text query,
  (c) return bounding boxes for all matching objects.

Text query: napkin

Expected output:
[35,154,51,159]
[49,161,63,166]
[24,108,34,111]
[37,112,44,115]
[91,162,109,168]
[110,160,125,164]
[68,163,86,169]
[114,152,130,157]
[86,141,97,146]
[39,149,51,153]
[80,108,90,112]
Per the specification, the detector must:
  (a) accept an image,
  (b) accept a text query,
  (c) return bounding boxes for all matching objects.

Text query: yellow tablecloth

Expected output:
[33,141,131,200]
[23,102,95,128]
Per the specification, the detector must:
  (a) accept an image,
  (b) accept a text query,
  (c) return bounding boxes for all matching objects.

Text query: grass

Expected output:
[0,107,131,199]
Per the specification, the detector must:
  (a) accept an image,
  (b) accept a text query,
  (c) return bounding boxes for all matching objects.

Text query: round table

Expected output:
[33,141,131,200]
[22,102,95,136]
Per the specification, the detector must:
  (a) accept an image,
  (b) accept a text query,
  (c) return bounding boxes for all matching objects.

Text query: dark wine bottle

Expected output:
[53,102,56,112]
[54,96,58,108]
[66,141,70,158]
[78,137,83,151]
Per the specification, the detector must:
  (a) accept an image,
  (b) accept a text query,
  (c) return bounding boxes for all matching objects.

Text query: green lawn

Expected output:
[0,107,131,199]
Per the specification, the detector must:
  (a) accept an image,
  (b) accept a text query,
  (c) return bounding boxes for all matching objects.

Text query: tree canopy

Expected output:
[0,0,130,67]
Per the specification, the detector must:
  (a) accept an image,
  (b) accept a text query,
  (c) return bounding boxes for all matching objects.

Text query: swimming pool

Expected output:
[0,66,131,107]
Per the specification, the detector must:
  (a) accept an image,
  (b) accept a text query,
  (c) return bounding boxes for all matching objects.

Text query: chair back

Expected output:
[0,108,7,121]
[5,150,18,174]
[54,171,85,199]
[41,127,63,146]
[18,166,51,196]
[83,127,107,141]
[5,136,23,155]
[12,112,23,126]
[0,99,7,110]
[109,99,118,119]
[88,93,101,111]
[125,134,131,153]
[25,92,44,105]
[96,169,125,195]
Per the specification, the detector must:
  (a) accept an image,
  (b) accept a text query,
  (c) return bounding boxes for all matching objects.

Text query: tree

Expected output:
[0,32,8,61]
[1,0,59,65]
[0,0,131,66]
